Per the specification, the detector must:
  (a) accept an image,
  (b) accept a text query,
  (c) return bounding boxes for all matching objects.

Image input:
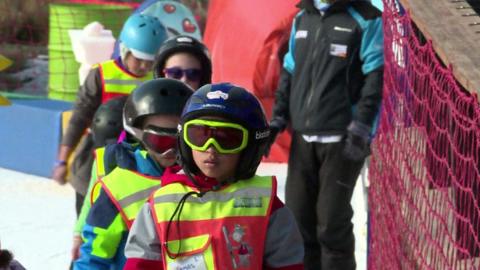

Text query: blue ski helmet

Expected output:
[178,83,271,180]
[119,13,168,61]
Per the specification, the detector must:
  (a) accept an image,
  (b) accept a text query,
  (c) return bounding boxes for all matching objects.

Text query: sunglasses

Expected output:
[142,125,178,154]
[163,67,202,81]
[183,119,248,154]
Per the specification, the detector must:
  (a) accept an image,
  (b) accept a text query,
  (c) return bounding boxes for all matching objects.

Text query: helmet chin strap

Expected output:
[122,116,143,142]
[119,42,130,64]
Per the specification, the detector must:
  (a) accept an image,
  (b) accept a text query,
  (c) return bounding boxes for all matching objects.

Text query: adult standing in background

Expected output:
[51,13,167,217]
[268,0,384,269]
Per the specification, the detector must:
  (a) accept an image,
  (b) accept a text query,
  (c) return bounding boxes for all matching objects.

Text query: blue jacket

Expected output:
[272,0,384,135]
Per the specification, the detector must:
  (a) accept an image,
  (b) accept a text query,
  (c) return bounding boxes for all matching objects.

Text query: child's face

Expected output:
[142,115,180,168]
[192,146,240,182]
[164,52,202,89]
[125,52,154,77]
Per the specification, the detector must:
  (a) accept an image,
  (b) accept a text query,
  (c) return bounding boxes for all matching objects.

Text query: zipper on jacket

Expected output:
[305,15,325,127]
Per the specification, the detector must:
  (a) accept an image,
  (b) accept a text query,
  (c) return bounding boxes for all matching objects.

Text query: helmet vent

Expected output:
[139,23,146,28]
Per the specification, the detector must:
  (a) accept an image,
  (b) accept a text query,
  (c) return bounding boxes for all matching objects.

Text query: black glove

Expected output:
[263,118,286,158]
[343,121,371,161]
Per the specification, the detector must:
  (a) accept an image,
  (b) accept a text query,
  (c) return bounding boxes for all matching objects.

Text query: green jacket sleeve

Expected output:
[74,160,99,235]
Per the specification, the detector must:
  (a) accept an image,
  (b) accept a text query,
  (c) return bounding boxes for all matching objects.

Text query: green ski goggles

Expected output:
[183,119,249,154]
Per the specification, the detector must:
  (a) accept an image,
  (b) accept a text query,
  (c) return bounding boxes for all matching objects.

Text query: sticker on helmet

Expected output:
[206,91,229,100]
[255,130,270,139]
[177,36,193,43]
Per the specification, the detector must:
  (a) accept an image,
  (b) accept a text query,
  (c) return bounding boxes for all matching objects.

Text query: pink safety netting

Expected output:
[368,0,480,269]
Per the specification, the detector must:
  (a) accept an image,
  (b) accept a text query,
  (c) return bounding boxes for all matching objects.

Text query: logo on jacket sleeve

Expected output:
[334,26,353,32]
[295,30,308,39]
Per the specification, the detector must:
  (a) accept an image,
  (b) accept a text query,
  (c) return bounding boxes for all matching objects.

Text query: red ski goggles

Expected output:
[183,119,248,154]
[142,126,178,154]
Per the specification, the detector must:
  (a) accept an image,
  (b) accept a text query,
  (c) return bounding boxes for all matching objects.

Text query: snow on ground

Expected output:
[0,163,368,270]
[0,168,75,269]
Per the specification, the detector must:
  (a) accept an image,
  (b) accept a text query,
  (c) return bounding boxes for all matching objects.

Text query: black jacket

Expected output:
[272,0,384,135]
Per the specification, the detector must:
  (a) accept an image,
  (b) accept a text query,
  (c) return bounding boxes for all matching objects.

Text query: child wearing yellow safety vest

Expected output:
[52,13,168,229]
[73,79,193,270]
[124,83,304,270]
[71,34,213,264]
[71,96,128,262]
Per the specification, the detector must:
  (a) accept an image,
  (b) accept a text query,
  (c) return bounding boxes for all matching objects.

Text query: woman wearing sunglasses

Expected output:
[73,79,193,270]
[153,35,212,90]
[123,83,304,270]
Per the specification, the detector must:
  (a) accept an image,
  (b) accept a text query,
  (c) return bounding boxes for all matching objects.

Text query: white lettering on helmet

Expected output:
[202,104,225,109]
[206,90,229,100]
[255,129,270,139]
[176,36,193,43]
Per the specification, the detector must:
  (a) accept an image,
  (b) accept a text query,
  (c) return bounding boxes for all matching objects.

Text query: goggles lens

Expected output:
[163,67,202,81]
[142,126,177,154]
[183,119,248,154]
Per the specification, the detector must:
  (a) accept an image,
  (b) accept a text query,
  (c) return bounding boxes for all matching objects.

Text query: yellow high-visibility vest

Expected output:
[99,167,162,228]
[98,60,152,103]
[151,175,276,270]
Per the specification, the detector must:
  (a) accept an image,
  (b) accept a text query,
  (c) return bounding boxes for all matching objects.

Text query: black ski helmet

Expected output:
[91,96,128,147]
[153,35,212,87]
[178,83,271,180]
[123,78,194,140]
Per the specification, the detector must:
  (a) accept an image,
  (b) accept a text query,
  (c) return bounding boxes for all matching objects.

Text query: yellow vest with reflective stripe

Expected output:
[100,167,162,229]
[90,148,150,206]
[94,147,107,177]
[89,147,107,205]
[99,60,153,102]
[151,175,275,270]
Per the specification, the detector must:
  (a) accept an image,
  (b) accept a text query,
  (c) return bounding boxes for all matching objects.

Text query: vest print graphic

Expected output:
[233,196,262,208]
[222,224,252,268]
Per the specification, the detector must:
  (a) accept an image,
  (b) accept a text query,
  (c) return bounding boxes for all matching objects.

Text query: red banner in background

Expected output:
[203,0,298,163]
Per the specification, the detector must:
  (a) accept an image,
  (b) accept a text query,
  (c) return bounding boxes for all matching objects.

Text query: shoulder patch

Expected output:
[351,1,382,20]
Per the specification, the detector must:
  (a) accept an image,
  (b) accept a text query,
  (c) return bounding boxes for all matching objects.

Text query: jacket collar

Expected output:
[298,0,353,14]
[161,165,221,190]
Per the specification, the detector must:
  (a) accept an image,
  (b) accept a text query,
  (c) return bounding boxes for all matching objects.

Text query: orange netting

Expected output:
[369,0,480,269]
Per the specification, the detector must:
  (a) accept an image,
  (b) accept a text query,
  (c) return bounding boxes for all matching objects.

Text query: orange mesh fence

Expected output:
[369,0,480,269]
